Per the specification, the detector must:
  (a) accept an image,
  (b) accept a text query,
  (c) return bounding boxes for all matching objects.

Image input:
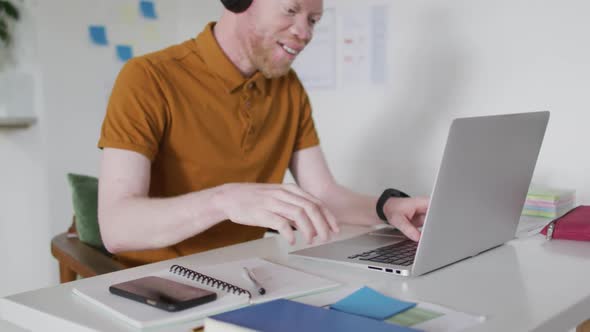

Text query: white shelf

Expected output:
[0,116,37,128]
[0,70,36,128]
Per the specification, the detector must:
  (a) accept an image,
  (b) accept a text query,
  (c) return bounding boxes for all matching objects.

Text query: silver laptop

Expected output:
[291,111,549,277]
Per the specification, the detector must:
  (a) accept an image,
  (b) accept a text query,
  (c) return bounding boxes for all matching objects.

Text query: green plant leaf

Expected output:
[0,1,20,20]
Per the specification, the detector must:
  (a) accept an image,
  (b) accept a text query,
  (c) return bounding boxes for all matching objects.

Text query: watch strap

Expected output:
[376,188,410,222]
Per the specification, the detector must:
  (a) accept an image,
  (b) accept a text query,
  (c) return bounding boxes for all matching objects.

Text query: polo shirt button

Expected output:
[248,83,254,89]
[245,101,251,107]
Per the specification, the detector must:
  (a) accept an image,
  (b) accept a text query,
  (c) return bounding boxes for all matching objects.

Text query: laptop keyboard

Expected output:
[347,240,417,266]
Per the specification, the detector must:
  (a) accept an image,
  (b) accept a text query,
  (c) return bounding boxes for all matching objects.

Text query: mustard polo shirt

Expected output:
[98,22,319,266]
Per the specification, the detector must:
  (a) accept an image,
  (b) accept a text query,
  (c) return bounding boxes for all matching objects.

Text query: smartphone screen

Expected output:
[109,276,217,312]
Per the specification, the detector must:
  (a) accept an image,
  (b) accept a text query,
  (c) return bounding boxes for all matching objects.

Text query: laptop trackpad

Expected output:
[291,228,408,260]
[368,227,408,238]
[353,233,406,249]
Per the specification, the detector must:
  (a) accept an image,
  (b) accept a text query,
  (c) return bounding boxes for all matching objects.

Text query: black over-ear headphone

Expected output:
[220,0,253,13]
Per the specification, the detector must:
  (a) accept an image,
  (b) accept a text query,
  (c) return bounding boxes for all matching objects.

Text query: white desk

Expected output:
[0,319,27,332]
[2,224,590,332]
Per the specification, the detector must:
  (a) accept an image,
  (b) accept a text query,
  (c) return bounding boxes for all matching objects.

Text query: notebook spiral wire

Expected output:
[169,264,252,299]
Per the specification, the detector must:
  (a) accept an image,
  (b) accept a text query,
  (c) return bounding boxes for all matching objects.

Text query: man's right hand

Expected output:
[214,183,340,245]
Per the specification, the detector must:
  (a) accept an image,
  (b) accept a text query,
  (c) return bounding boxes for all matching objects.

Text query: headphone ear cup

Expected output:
[220,0,253,13]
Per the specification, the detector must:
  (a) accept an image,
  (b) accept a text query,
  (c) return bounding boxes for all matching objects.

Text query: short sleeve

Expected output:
[98,58,168,161]
[293,79,320,152]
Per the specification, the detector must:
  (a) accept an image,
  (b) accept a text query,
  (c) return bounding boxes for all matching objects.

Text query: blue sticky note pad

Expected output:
[331,287,416,320]
[88,25,108,45]
[116,45,133,62]
[139,1,157,19]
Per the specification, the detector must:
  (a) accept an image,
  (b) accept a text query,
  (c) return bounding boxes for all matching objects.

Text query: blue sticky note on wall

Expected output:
[116,45,134,62]
[88,25,108,45]
[330,287,416,320]
[140,1,157,19]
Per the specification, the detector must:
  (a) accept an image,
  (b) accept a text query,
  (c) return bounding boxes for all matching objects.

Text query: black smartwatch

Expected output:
[376,188,410,223]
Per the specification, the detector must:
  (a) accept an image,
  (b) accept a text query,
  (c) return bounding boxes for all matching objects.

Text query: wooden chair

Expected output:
[50,217,126,283]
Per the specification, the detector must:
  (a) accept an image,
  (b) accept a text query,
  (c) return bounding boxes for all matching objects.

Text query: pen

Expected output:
[242,267,266,295]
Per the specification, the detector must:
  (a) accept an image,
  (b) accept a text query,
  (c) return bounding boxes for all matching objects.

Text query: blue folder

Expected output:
[208,299,421,332]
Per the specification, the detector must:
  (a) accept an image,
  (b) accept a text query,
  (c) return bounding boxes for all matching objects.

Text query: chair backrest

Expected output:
[50,216,126,283]
[67,173,104,248]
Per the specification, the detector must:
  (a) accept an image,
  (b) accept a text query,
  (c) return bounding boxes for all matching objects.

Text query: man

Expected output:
[97,0,429,267]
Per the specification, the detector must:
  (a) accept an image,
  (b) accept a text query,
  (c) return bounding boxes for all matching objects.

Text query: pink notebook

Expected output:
[541,205,590,241]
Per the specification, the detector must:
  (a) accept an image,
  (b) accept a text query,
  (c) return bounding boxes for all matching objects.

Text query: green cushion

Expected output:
[67,173,103,248]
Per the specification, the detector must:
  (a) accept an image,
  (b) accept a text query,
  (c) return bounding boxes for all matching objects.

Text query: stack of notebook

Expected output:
[205,287,485,331]
[522,186,575,218]
[204,299,420,332]
[72,258,339,329]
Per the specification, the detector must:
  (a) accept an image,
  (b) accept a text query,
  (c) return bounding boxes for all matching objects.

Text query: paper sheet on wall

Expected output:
[293,7,337,89]
[370,5,388,84]
[340,4,389,86]
[116,45,134,62]
[119,3,138,24]
[140,0,158,19]
[340,6,371,85]
[293,3,389,89]
[143,24,162,43]
[79,0,171,103]
[89,25,109,46]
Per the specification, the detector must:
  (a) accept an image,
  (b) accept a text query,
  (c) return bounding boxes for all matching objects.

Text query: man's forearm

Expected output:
[317,183,381,226]
[99,186,226,253]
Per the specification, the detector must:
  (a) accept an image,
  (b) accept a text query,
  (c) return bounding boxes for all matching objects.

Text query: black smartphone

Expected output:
[109,276,217,312]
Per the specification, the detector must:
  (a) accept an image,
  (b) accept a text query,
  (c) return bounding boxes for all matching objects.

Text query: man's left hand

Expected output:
[383,197,430,242]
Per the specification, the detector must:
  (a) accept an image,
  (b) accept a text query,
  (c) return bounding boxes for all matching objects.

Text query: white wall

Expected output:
[34,0,180,239]
[179,0,590,200]
[1,0,590,297]
[0,0,180,297]
[0,0,52,297]
[301,0,590,201]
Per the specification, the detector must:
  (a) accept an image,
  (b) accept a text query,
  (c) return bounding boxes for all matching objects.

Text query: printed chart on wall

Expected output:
[293,1,389,90]
[86,0,169,100]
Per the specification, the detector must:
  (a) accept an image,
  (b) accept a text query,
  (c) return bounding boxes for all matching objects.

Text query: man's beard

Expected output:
[249,37,294,79]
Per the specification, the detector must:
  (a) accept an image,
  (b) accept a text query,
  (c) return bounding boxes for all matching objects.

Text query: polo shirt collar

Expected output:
[192,22,268,95]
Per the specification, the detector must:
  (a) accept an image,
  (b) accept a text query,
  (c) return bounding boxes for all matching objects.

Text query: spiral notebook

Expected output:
[72,258,339,329]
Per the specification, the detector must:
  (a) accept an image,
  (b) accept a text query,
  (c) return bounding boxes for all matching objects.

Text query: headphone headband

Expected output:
[220,0,253,13]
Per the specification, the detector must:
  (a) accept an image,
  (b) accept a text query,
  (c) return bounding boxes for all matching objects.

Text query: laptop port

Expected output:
[368,266,382,271]
[385,269,393,273]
